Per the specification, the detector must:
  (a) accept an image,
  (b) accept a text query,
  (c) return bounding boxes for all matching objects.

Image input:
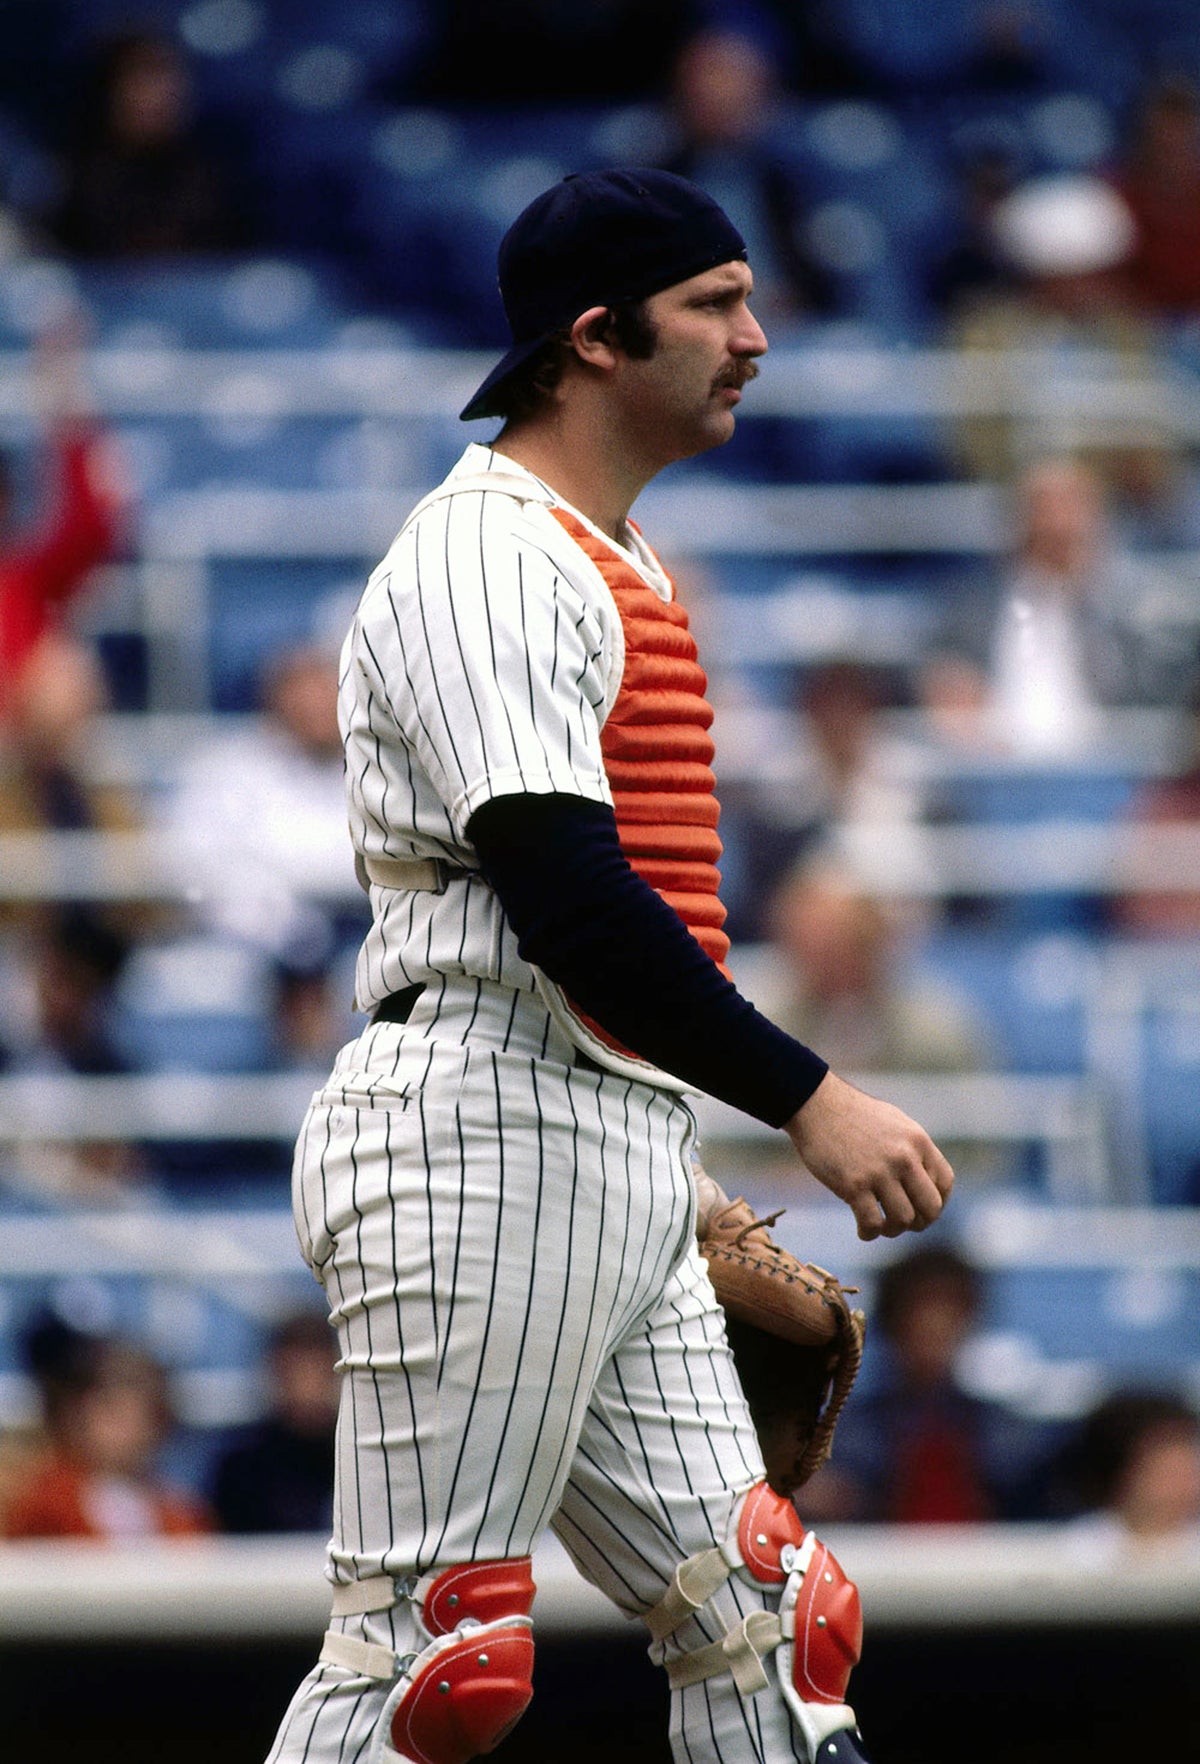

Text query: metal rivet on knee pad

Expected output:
[825,1571,833,1583]
[438,1681,451,1694]
[756,1533,768,1546]
[817,1616,828,1627]
[477,1655,489,1667]
[448,1594,460,1608]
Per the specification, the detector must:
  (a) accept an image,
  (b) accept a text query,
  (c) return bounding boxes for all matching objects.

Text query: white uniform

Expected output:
[267,446,812,1764]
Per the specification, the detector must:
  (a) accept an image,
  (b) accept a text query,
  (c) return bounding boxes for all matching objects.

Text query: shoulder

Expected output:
[363,485,616,625]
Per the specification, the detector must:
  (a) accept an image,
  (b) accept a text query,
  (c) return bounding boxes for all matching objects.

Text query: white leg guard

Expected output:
[645,1482,870,1764]
[319,1559,536,1764]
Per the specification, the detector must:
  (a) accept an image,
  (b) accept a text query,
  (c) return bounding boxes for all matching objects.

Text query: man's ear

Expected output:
[569,305,620,370]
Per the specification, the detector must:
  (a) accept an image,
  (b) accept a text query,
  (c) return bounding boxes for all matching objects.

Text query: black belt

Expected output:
[371,982,425,1025]
[372,980,607,1076]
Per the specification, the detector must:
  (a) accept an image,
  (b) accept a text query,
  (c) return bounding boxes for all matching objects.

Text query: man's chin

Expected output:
[688,406,740,454]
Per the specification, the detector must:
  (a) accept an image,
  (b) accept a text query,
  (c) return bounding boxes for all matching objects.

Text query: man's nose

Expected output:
[735,307,768,357]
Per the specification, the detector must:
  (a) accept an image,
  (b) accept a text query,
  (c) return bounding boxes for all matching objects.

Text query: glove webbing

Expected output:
[794,1299,866,1486]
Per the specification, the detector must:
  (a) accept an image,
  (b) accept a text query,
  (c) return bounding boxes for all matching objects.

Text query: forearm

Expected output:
[468,791,827,1125]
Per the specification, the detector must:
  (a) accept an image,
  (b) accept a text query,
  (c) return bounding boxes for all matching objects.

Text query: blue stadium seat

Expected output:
[113,934,276,1074]
[207,558,366,709]
[987,1261,1200,1377]
[1130,961,1200,1205]
[912,926,1096,1075]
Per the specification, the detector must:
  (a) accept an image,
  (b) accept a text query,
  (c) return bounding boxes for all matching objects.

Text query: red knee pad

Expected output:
[378,1558,538,1764]
[786,1537,863,1706]
[736,1480,806,1584]
[421,1558,536,1636]
[733,1482,862,1704]
[387,1620,535,1764]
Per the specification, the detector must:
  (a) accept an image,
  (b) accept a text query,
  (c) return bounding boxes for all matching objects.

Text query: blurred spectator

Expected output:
[947,173,1175,516]
[926,146,1020,324]
[656,28,837,329]
[715,658,933,936]
[801,1245,1053,1523]
[0,327,125,728]
[2,908,145,1202]
[49,30,247,257]
[0,630,139,849]
[922,455,1198,759]
[1113,76,1200,321]
[2,1315,211,1539]
[159,641,357,977]
[1112,690,1200,936]
[209,1311,338,1534]
[1053,1390,1200,1562]
[765,858,991,1079]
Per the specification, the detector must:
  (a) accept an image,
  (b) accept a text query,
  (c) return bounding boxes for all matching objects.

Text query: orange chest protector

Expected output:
[548,506,731,977]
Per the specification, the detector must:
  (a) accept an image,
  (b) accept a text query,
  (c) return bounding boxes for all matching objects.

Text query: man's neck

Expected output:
[490,412,650,543]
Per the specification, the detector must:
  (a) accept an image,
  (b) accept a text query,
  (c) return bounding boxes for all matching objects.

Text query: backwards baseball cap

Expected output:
[459,167,747,422]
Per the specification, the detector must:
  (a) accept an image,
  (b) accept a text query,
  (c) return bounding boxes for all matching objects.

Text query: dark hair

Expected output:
[494,299,658,426]
[874,1245,984,1340]
[1061,1390,1200,1510]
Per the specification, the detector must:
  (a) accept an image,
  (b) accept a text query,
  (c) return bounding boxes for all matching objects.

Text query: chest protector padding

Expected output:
[550,507,731,975]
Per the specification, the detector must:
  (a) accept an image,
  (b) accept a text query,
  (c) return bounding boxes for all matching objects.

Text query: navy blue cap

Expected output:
[460,167,747,422]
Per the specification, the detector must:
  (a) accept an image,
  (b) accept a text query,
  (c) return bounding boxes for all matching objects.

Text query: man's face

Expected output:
[618,260,766,463]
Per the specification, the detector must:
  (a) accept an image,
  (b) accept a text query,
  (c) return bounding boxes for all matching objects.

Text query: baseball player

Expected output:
[267,169,953,1764]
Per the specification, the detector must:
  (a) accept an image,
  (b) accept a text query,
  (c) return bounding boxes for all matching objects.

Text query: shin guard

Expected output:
[649,1481,870,1763]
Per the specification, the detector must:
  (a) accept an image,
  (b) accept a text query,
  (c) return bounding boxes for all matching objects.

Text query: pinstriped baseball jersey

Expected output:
[339,441,679,1015]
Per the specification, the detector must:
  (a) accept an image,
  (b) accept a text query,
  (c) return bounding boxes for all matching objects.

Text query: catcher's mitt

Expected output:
[695,1169,866,1497]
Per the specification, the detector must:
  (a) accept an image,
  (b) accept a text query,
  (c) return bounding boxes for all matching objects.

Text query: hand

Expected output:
[785,1070,953,1242]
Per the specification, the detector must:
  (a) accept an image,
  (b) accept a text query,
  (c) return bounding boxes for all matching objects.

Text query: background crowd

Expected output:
[2,0,1200,1548]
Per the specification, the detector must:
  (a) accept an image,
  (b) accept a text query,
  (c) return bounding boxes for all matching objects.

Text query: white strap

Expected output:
[319,1629,399,1680]
[643,1545,734,1642]
[666,1609,782,1695]
[329,1574,399,1617]
[359,853,445,892]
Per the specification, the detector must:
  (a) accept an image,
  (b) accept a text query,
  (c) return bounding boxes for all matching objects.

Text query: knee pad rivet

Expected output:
[438,1682,450,1695]
[477,1655,488,1667]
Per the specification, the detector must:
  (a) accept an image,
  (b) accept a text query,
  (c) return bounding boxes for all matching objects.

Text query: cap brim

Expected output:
[459,334,551,421]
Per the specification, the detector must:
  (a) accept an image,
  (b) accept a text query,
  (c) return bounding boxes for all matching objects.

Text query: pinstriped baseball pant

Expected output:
[268,980,807,1764]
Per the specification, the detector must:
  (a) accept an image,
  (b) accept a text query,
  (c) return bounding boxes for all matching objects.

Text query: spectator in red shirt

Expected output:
[1114,76,1200,320]
[3,1318,211,1540]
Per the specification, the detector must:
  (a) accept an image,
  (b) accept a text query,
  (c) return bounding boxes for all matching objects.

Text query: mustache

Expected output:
[714,361,760,392]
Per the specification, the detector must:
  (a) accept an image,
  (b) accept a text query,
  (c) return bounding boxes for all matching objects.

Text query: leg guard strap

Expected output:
[330,1558,535,1633]
[644,1543,738,1642]
[321,1629,404,1680]
[665,1608,782,1694]
[331,1575,400,1619]
[644,1481,808,1644]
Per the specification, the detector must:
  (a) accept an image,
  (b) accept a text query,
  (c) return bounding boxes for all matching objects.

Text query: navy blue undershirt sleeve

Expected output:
[468,792,828,1127]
